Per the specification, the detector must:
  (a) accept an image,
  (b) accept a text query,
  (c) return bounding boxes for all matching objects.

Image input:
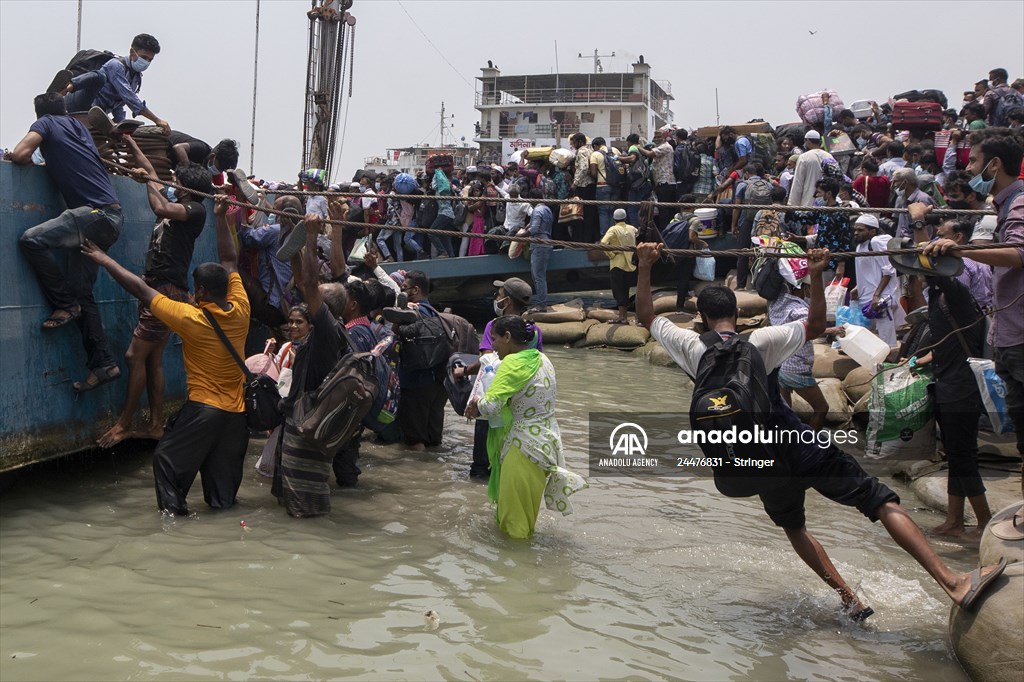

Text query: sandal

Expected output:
[42,307,81,330]
[72,365,121,393]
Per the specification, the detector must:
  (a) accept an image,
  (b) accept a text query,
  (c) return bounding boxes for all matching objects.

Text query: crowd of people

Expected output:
[4,37,1022,616]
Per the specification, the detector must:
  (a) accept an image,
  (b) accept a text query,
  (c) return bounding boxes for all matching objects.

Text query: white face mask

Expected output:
[493,296,509,316]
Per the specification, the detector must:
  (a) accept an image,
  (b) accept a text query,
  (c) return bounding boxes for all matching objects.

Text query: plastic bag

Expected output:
[968,358,1015,434]
[835,304,869,328]
[469,352,503,426]
[824,277,849,322]
[866,364,935,458]
[694,248,716,281]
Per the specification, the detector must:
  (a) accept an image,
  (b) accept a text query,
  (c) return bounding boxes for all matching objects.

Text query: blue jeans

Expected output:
[530,245,552,307]
[429,214,456,257]
[376,227,422,261]
[64,71,107,114]
[19,205,123,370]
[627,185,650,226]
[595,185,614,236]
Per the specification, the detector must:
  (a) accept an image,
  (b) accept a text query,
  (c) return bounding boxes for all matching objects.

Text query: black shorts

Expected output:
[758,402,899,529]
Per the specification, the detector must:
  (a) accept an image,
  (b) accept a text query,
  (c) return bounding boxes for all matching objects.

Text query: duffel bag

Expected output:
[891,101,943,130]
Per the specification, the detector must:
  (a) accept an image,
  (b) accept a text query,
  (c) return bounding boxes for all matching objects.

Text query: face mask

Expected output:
[856,137,868,149]
[895,188,907,202]
[208,164,219,175]
[493,296,509,316]
[969,160,996,195]
[166,187,177,202]
[131,56,151,73]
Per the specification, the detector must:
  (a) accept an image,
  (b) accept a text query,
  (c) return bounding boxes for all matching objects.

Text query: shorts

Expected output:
[758,402,899,529]
[135,280,192,342]
[778,369,817,389]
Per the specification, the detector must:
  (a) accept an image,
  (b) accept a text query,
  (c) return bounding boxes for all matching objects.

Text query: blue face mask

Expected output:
[131,56,151,73]
[969,160,996,195]
[208,164,219,175]
[166,187,177,202]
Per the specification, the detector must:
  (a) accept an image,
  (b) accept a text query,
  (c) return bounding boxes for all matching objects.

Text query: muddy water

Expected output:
[0,346,975,681]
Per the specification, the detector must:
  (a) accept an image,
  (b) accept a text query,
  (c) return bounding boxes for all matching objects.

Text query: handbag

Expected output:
[202,308,283,431]
[558,201,583,224]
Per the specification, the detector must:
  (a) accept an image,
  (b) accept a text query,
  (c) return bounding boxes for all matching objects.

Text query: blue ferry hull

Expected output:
[0,161,220,473]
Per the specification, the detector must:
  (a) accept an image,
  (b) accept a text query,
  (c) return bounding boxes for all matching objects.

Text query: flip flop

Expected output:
[847,605,874,622]
[959,557,1008,611]
[887,236,964,279]
[87,106,116,135]
[42,307,81,330]
[72,365,121,393]
[275,219,308,262]
[47,69,73,94]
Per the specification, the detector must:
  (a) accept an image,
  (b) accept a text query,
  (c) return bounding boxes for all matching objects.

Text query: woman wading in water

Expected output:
[465,316,586,538]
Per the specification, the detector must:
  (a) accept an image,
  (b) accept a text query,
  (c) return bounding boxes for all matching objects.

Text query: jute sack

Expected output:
[587,308,637,323]
[652,291,679,315]
[789,378,852,425]
[534,319,596,345]
[524,299,585,323]
[842,365,875,403]
[812,345,861,381]
[583,322,651,349]
[647,342,679,368]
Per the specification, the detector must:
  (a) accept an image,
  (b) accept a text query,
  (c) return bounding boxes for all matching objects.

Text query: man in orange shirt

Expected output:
[81,195,250,515]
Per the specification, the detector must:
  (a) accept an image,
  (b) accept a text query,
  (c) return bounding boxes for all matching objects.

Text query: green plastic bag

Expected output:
[866,364,935,458]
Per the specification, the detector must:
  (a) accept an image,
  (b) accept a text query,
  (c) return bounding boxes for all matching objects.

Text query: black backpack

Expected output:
[627,156,651,192]
[752,258,786,301]
[398,313,455,372]
[673,143,698,184]
[65,49,116,76]
[688,331,778,498]
[416,195,438,229]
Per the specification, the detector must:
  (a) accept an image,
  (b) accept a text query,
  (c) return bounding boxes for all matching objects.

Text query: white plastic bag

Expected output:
[694,248,716,281]
[824,277,849,322]
[968,358,1015,434]
[469,352,504,426]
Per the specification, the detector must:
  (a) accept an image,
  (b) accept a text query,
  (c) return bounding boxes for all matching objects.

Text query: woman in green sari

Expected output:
[465,316,587,538]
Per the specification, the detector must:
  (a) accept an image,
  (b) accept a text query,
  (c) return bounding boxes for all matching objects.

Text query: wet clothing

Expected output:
[152,401,248,515]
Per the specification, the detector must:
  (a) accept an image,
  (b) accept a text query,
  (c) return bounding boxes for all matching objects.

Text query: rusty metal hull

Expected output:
[0,161,218,473]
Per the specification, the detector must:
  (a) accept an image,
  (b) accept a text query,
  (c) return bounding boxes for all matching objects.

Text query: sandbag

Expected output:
[583,322,651,349]
[790,378,852,426]
[980,503,1024,568]
[842,365,875,403]
[812,345,861,381]
[652,291,680,315]
[660,311,695,327]
[733,291,768,316]
[949,561,1023,682]
[647,342,679,368]
[524,299,585,323]
[533,320,596,345]
[866,364,935,459]
[587,308,636,323]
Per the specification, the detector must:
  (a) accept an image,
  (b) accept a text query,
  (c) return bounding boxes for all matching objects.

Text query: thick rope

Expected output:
[102,160,1020,260]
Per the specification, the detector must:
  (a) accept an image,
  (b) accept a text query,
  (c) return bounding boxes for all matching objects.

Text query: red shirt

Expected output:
[853,174,891,208]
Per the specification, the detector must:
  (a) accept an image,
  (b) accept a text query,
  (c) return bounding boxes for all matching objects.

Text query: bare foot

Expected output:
[408,443,426,452]
[130,426,164,441]
[958,527,984,545]
[931,520,965,537]
[97,423,131,449]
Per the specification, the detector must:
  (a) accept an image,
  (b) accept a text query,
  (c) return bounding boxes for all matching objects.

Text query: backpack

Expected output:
[439,312,480,353]
[749,134,778,171]
[65,49,116,76]
[752,258,786,301]
[744,177,773,206]
[673,143,700,185]
[600,149,627,189]
[821,156,844,182]
[991,85,1024,127]
[444,352,479,416]
[398,314,456,371]
[348,325,400,434]
[753,210,783,238]
[448,191,466,225]
[291,342,381,451]
[416,194,438,228]
[688,331,779,498]
[627,156,651,192]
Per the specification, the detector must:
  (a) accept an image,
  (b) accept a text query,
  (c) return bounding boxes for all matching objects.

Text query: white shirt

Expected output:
[855,235,898,301]
[504,201,534,230]
[878,158,907,179]
[787,148,833,207]
[648,317,808,379]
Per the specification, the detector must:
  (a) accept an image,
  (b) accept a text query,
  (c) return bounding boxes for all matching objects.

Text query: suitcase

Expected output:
[891,101,943,130]
[426,154,454,175]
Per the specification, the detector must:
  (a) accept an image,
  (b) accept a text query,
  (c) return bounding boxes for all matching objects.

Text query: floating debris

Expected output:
[423,610,440,631]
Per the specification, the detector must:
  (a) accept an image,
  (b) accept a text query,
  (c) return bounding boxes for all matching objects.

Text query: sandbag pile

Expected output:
[581,322,650,349]
[86,123,175,183]
[534,319,596,345]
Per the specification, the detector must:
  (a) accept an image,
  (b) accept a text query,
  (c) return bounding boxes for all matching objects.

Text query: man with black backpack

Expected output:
[53,34,171,135]
[729,163,773,289]
[635,241,1008,620]
[672,129,700,197]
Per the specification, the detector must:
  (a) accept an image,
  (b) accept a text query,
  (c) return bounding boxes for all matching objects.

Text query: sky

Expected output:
[2,0,1022,184]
